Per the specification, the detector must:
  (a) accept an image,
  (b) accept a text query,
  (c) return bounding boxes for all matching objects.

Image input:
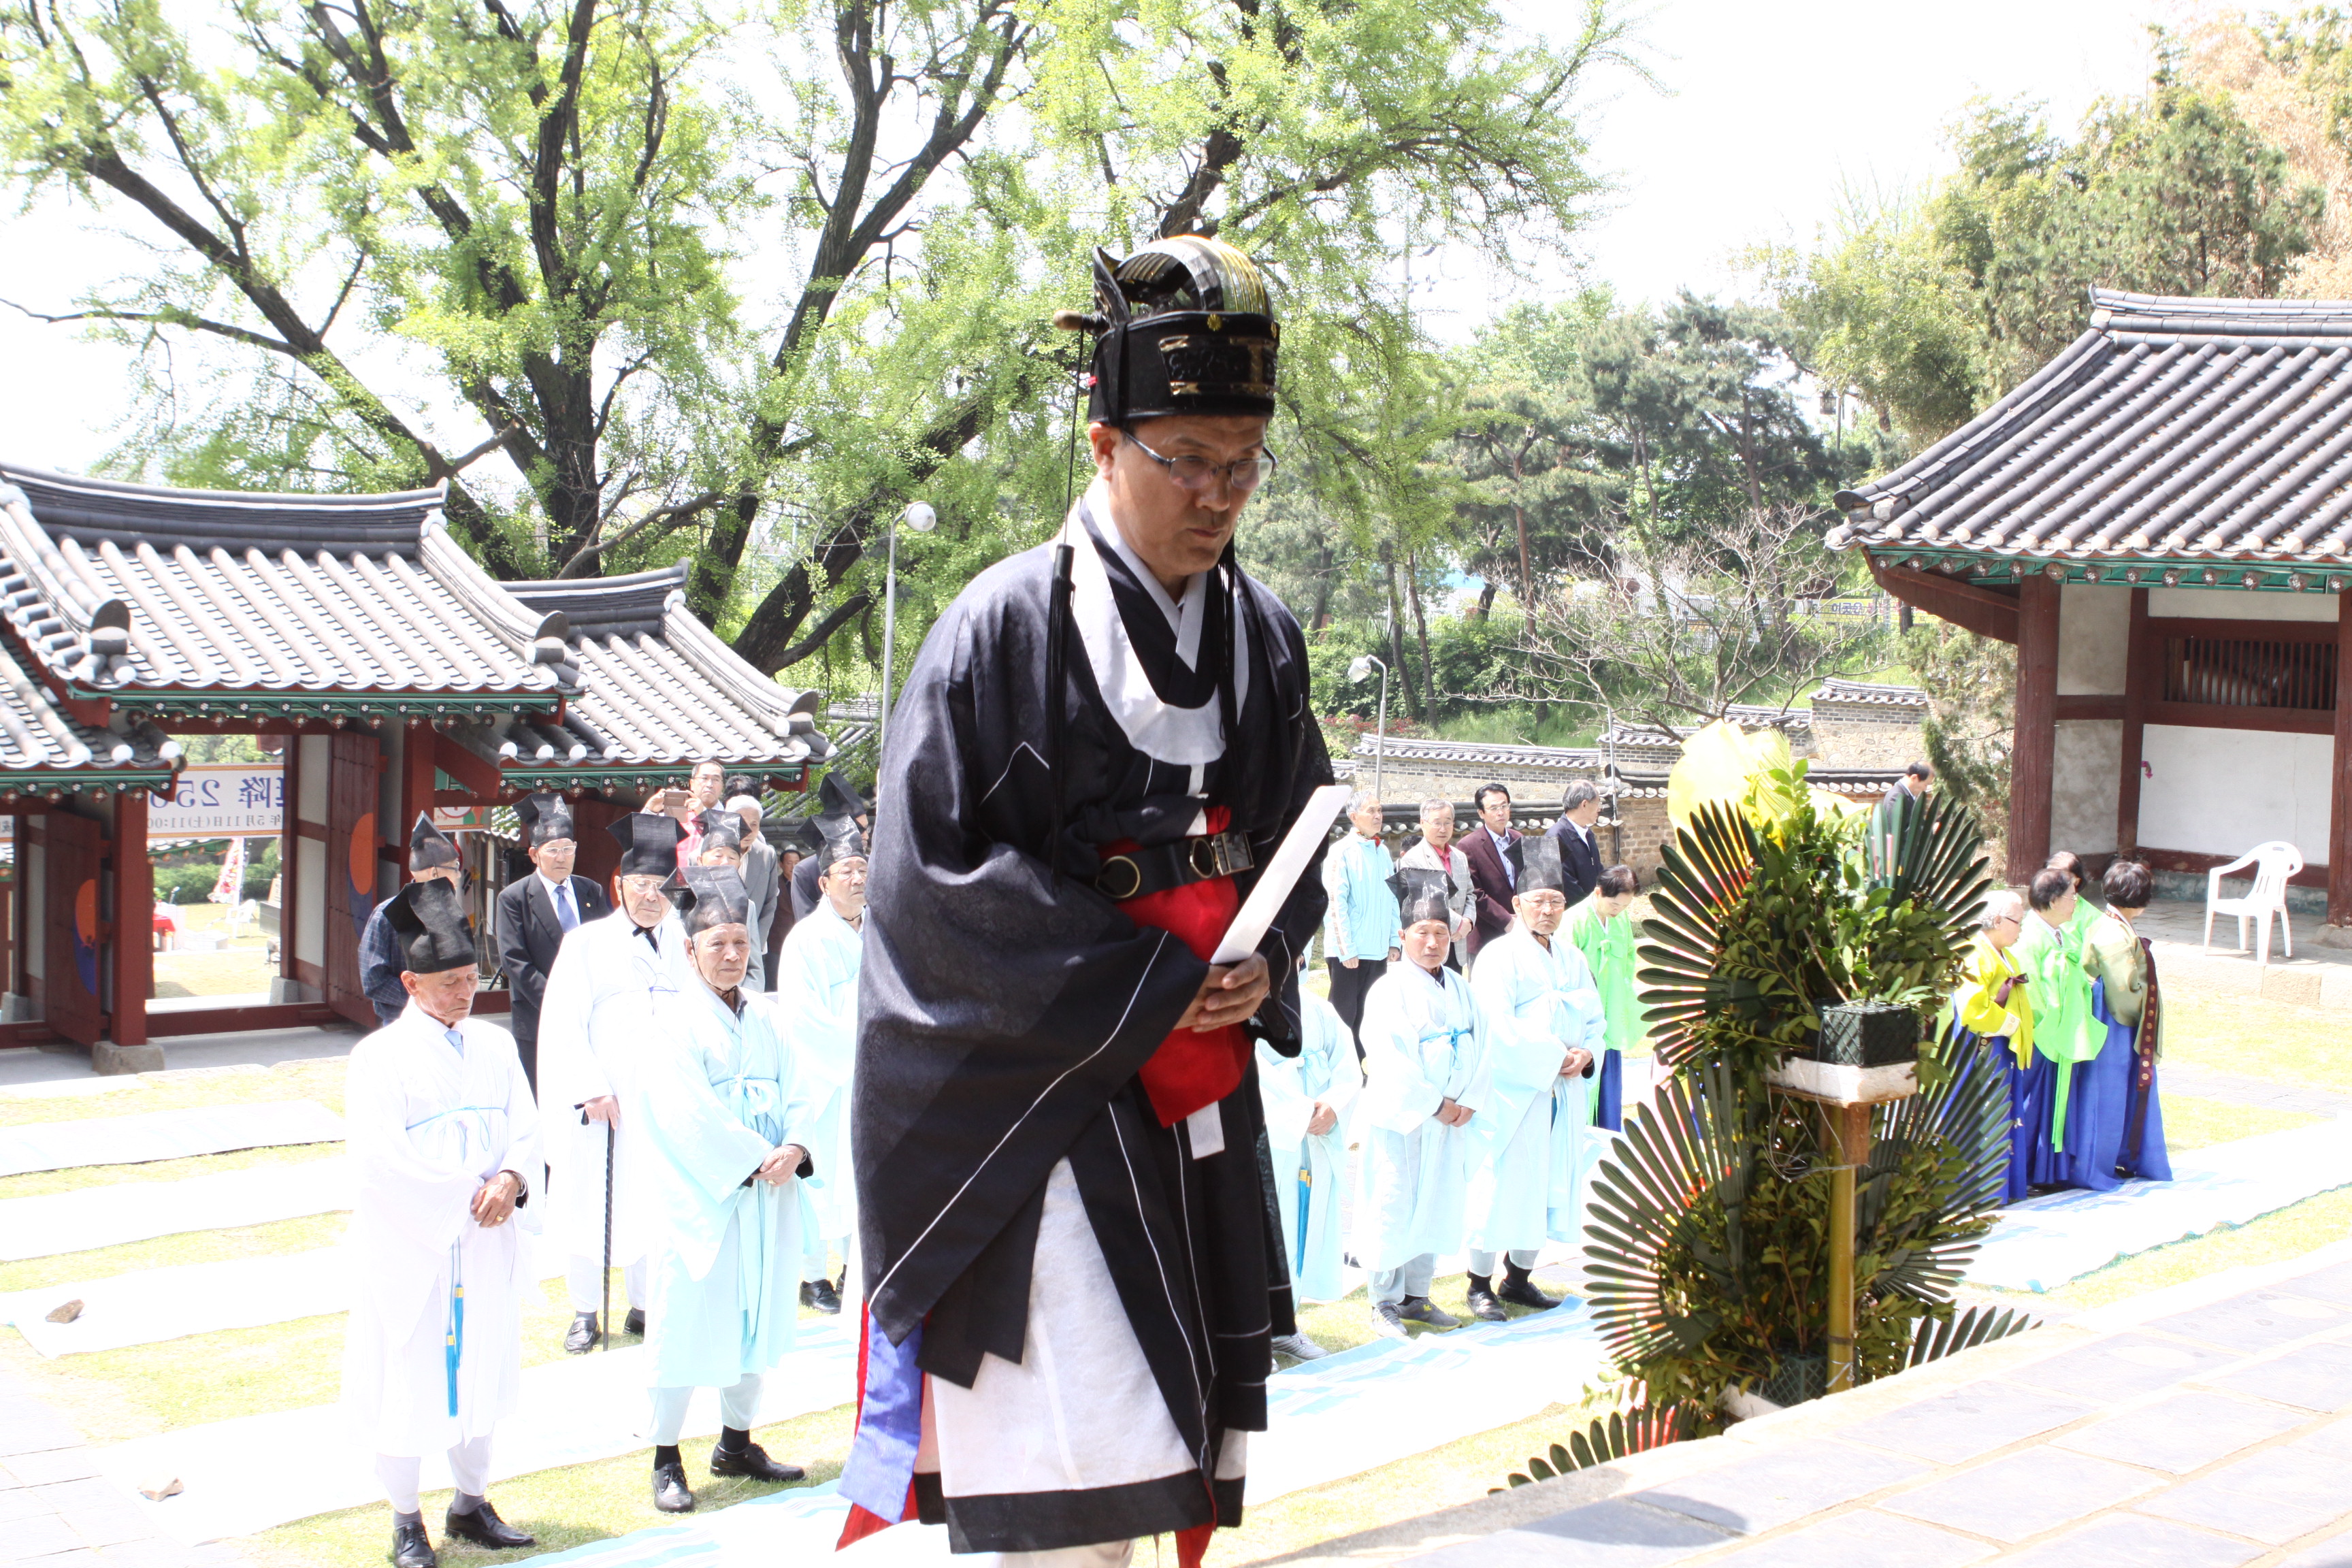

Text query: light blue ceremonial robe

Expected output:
[775,898,862,1259]
[1258,987,1363,1303]
[1351,962,1492,1273]
[1465,927,1609,1253]
[622,979,817,1391]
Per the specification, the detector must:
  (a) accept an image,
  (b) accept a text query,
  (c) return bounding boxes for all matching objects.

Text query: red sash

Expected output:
[1109,806,1252,1128]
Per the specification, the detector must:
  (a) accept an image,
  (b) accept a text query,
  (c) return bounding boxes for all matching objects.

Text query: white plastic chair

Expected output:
[2204,842,2304,971]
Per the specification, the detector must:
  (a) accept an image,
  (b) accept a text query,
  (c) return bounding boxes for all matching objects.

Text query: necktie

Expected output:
[553,880,578,932]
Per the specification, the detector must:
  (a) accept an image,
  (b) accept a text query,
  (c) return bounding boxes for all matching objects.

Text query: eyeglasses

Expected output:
[1124,431,1277,493]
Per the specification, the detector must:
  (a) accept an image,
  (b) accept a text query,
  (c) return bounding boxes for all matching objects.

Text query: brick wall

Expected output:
[1601,796,1677,885]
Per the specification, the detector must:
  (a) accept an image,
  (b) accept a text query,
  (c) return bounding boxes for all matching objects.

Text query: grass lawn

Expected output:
[2159,1095,2321,1153]
[0,1056,349,1129]
[0,1141,341,1203]
[2159,990,2352,1094]
[0,1211,350,1294]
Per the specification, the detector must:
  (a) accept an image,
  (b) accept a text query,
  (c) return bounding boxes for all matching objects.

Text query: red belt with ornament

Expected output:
[1106,806,1254,1128]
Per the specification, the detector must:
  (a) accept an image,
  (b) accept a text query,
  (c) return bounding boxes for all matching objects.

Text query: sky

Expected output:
[0,0,2176,476]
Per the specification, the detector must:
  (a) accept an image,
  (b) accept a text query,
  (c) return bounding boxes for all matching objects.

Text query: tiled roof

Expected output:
[0,638,178,791]
[1810,679,1928,719]
[482,565,832,786]
[0,464,564,713]
[1351,734,1603,771]
[1830,290,2352,573]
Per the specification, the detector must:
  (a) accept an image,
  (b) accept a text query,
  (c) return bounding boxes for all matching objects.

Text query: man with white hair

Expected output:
[1946,887,2042,1203]
[1396,798,1475,970]
[1323,789,1400,1044]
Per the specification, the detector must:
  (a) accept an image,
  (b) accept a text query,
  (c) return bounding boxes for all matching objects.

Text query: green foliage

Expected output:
[1584,781,2011,1421]
[1902,624,2016,861]
[1765,73,2325,442]
[1491,1405,1695,1492]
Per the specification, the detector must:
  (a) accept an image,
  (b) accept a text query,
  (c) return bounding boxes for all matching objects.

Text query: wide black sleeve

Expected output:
[1241,598,1334,1056]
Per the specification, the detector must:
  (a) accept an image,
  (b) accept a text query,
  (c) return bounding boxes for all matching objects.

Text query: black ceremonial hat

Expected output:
[1520,833,1565,895]
[512,791,575,848]
[817,814,868,872]
[1062,235,1279,427]
[608,811,686,878]
[408,812,461,875]
[695,808,745,853]
[670,865,753,937]
[1388,867,1452,929]
[818,771,870,819]
[385,877,478,976]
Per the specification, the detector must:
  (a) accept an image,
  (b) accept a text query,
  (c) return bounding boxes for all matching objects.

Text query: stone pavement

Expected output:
[0,1366,244,1567]
[2140,899,2352,1012]
[1274,1241,2352,1568]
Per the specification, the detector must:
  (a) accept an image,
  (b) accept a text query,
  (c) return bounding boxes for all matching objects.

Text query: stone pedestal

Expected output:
[92,1039,165,1075]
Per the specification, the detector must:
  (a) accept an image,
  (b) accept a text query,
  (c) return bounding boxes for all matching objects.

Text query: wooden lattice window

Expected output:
[2161,635,2338,710]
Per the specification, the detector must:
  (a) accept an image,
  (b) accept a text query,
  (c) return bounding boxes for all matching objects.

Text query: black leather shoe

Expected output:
[625,1307,646,1337]
[391,1520,438,1568]
[564,1311,600,1354]
[1497,1277,1560,1311]
[709,1441,806,1483]
[1465,1285,1508,1322]
[799,1278,842,1314]
[653,1460,696,1512]
[444,1500,535,1550]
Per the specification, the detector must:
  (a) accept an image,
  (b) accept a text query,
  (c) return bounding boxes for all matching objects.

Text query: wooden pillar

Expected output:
[2008,576,2061,885]
[2332,593,2352,925]
[2117,588,2150,858]
[399,719,436,860]
[110,789,150,1047]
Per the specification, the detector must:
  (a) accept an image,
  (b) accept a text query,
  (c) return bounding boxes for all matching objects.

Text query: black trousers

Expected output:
[1325,956,1386,1055]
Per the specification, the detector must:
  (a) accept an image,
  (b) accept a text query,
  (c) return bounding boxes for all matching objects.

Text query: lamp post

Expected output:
[1348,653,1389,804]
[877,500,936,761]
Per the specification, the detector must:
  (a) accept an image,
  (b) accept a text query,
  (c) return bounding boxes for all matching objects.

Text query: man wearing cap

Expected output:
[1463,836,1605,1322]
[792,773,868,921]
[535,812,689,1354]
[612,866,816,1513]
[774,810,868,1315]
[359,815,466,1030]
[845,235,1333,1565]
[494,793,612,1092]
[1352,868,1491,1340]
[343,879,538,1568]
[692,809,772,993]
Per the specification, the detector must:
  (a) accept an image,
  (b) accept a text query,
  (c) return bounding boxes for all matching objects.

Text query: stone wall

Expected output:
[1808,718,1927,771]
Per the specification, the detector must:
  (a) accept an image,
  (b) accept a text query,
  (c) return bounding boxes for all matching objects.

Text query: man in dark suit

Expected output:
[1550,781,1605,909]
[1458,782,1521,962]
[1880,760,1933,812]
[495,791,612,1091]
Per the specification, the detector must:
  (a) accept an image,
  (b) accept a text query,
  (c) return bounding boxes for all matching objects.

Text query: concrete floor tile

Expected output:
[0,1512,84,1561]
[1405,1503,1732,1568]
[1698,1510,1994,1567]
[1517,1497,1740,1563]
[2146,1290,2348,1354]
[2207,1341,2352,1413]
[2291,1416,2352,1458]
[0,1488,56,1525]
[0,1414,79,1462]
[56,1508,148,1552]
[2002,1334,2239,1403]
[1880,1448,2160,1544]
[1835,1382,2098,1465]
[2136,1443,2352,1546]
[2281,1261,2352,1308]
[2051,1389,2306,1474]
[0,1456,97,1489]
[1991,1514,2261,1567]
[2271,1524,2352,1567]
[1632,1438,1927,1534]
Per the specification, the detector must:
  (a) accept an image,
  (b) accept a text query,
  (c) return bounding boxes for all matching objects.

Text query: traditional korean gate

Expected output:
[324,731,382,1027]
[42,810,105,1047]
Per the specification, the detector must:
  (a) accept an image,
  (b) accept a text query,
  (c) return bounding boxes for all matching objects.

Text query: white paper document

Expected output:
[1209,783,1353,964]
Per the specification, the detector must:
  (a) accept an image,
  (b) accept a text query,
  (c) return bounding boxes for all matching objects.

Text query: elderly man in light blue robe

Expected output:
[1465,835,1606,1322]
[1352,868,1492,1340]
[1260,962,1363,1357]
[613,866,819,1516]
[774,812,867,1316]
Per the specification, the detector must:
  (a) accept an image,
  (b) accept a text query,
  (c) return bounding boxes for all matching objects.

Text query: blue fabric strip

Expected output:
[836,1315,924,1522]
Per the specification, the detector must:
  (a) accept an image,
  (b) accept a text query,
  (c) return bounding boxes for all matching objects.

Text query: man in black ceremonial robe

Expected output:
[840,234,1333,1568]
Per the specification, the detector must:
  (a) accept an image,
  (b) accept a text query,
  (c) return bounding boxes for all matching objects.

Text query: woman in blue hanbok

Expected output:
[617,866,820,1514]
[2076,858,2171,1188]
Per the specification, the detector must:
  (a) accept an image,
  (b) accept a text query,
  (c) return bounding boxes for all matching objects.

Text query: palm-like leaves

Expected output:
[1496,1405,1697,1491]
[1635,802,1759,1069]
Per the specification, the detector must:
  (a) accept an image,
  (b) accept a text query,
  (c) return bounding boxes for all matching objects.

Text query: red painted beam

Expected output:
[431,731,504,802]
[2118,589,2149,857]
[2009,576,2061,883]
[110,789,150,1048]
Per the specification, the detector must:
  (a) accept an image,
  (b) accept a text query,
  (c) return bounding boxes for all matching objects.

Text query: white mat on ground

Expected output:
[100,1310,865,1546]
[0,1100,344,1177]
[0,1156,355,1262]
[1965,1115,2352,1293]
[1,1228,561,1356]
[491,1303,1612,1568]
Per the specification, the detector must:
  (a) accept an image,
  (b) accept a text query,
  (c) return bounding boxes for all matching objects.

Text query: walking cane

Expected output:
[601,1121,615,1354]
